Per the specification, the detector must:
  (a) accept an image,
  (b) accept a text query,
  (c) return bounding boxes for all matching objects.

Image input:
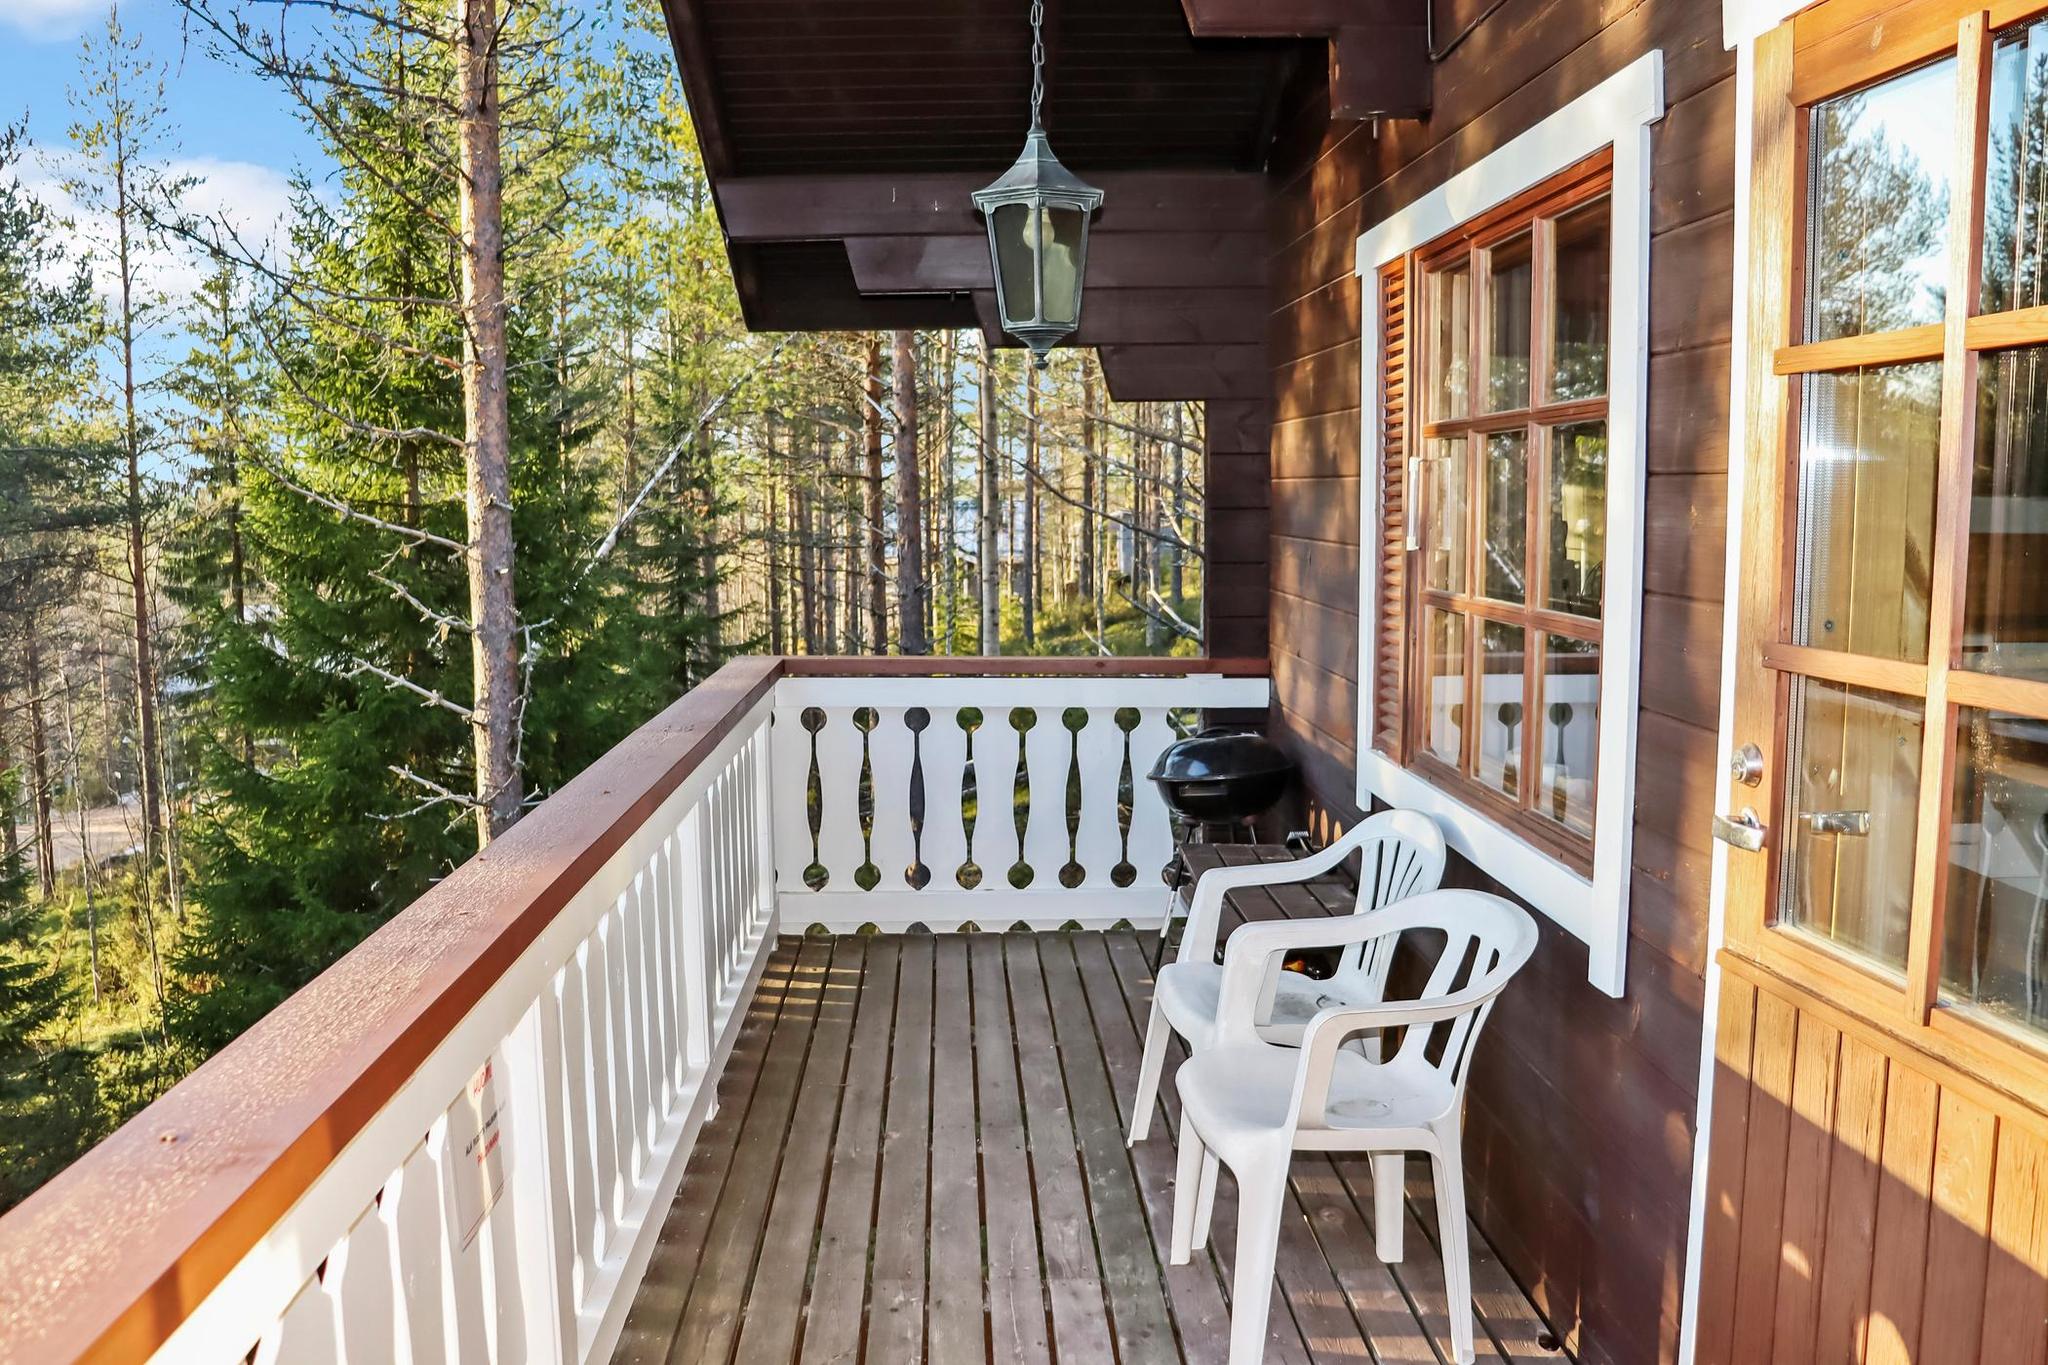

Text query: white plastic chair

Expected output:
[1168,889,1538,1365]
[1125,809,1447,1149]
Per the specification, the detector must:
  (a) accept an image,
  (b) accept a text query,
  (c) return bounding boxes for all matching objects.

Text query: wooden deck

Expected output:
[613,910,1565,1363]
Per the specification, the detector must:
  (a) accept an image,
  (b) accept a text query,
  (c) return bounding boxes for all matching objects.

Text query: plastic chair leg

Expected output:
[1170,1113,1205,1265]
[1193,1147,1220,1252]
[1227,1162,1289,1365]
[1431,1149,1475,1365]
[1127,998,1171,1146]
[1372,1152,1406,1262]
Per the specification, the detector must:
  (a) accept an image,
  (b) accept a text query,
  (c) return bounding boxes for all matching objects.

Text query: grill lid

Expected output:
[1146,728,1294,784]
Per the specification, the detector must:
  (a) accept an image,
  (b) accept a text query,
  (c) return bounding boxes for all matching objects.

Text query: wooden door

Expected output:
[1697,5,2048,1362]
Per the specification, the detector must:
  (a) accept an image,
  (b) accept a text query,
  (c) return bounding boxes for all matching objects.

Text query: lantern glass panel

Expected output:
[991,203,1037,325]
[1041,205,1086,325]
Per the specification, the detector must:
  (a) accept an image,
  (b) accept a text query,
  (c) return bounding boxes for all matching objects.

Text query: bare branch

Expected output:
[345,655,477,720]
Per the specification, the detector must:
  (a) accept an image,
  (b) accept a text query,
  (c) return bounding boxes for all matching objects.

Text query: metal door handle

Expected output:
[1803,809,1872,837]
[1712,808,1768,853]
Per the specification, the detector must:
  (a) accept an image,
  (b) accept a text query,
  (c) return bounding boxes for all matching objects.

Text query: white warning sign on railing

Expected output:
[449,1053,507,1250]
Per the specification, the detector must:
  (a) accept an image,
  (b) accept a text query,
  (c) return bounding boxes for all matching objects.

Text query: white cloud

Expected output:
[15,144,295,307]
[2,0,112,41]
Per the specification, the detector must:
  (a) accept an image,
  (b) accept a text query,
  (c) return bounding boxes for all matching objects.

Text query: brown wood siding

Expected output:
[1206,397,1272,659]
[1261,1,1735,1360]
[1694,959,2048,1365]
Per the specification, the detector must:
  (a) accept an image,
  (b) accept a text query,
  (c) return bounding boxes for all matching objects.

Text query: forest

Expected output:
[0,1,1205,1209]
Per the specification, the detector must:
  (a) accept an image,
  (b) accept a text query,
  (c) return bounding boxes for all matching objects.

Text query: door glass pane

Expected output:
[1805,57,1954,341]
[1984,22,2048,313]
[1482,430,1528,604]
[1039,205,1085,325]
[1791,363,1941,662]
[1475,621,1526,799]
[1966,345,2048,678]
[1485,234,1533,411]
[1422,436,1469,593]
[1776,679,1924,973]
[1424,608,1467,766]
[1427,262,1472,421]
[1539,635,1599,836]
[1548,421,1607,618]
[1551,199,1611,400]
[1942,708,2048,1039]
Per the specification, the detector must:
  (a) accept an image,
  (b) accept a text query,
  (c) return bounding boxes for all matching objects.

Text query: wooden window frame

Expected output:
[1355,52,1664,997]
[1730,0,2048,1105]
[1403,166,1615,876]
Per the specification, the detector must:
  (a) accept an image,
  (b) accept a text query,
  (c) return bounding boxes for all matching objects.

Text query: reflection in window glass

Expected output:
[1967,344,2048,679]
[1551,200,1611,400]
[1942,709,2048,1040]
[1792,363,1940,662]
[1483,430,1528,604]
[1425,609,1467,766]
[1548,422,1607,618]
[1984,23,2048,313]
[1539,635,1599,836]
[1486,235,1533,411]
[1427,263,1471,421]
[1475,621,1526,799]
[1776,679,1923,973]
[1423,437,1469,593]
[1805,58,1955,341]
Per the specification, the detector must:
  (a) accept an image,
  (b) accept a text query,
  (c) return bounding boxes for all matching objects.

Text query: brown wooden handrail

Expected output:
[0,653,1269,1362]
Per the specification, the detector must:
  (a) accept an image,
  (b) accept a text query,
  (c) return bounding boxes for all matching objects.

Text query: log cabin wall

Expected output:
[1205,398,1273,659]
[1262,2,1735,1361]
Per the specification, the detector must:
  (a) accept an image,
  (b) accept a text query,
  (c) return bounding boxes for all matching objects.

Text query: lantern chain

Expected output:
[1028,0,1046,132]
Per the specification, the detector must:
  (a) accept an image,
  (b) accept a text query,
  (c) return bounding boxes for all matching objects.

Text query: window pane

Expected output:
[1984,23,2048,313]
[1547,421,1607,618]
[991,203,1038,321]
[1422,436,1469,594]
[1942,708,2048,1039]
[1775,679,1923,973]
[1805,57,1954,341]
[1485,234,1533,411]
[1424,608,1467,766]
[1539,635,1599,836]
[1427,262,1472,421]
[1039,205,1085,326]
[1791,363,1941,662]
[1482,430,1528,604]
[1550,200,1610,400]
[1475,621,1526,800]
[1966,345,2048,679]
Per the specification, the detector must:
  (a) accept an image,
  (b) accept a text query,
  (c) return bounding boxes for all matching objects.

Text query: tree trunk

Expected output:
[892,329,928,654]
[112,118,164,869]
[862,335,888,653]
[23,616,55,899]
[943,332,960,653]
[1170,402,1186,612]
[767,424,785,654]
[457,0,524,842]
[795,476,819,654]
[1022,366,1038,649]
[1080,367,1097,615]
[978,338,1002,656]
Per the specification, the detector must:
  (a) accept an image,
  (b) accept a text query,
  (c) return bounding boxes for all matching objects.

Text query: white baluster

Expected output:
[770,706,816,894]
[252,1272,341,1365]
[1074,706,1126,886]
[917,707,969,891]
[867,707,916,892]
[555,953,599,1299]
[621,874,654,1163]
[970,706,1022,895]
[387,1144,451,1362]
[1020,705,1072,890]
[603,905,638,1197]
[1124,707,1180,889]
[750,722,778,933]
[329,1202,399,1362]
[579,932,620,1254]
[533,966,580,1336]
[679,803,714,1068]
[814,708,866,893]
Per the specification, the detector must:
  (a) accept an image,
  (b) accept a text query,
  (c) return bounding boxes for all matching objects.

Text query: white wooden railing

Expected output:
[0,657,1266,1365]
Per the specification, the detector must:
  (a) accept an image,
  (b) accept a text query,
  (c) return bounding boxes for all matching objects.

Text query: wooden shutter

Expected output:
[1371,258,1410,761]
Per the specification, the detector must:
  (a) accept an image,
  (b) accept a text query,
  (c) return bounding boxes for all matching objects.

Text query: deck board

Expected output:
[616,926,1565,1365]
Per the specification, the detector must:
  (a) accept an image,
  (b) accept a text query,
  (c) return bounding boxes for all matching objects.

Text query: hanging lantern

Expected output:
[972,0,1103,368]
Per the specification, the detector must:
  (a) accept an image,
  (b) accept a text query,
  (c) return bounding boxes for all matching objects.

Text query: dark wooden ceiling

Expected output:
[657,0,1416,399]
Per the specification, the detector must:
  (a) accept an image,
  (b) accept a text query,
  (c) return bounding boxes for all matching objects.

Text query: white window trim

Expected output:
[1354,50,1664,997]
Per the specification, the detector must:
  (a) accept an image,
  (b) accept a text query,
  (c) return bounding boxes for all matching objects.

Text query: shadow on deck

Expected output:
[613,930,1566,1365]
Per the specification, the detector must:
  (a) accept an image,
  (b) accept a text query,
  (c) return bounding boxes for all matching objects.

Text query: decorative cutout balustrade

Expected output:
[0,657,1267,1365]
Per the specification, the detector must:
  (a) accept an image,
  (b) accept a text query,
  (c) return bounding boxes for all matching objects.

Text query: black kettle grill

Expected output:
[1147,727,1294,836]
